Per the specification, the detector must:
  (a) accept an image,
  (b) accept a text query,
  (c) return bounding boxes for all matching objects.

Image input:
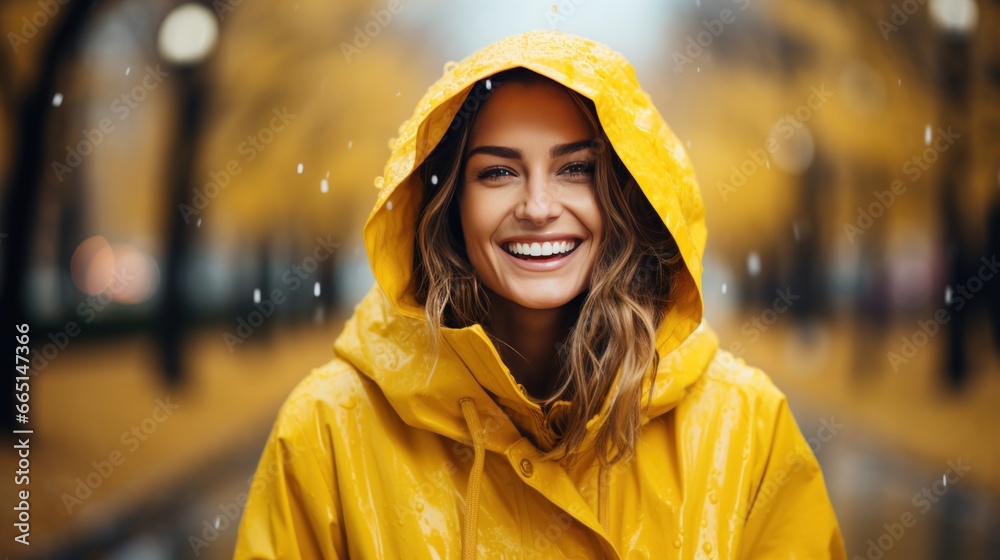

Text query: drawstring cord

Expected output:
[459,398,486,560]
[598,463,609,530]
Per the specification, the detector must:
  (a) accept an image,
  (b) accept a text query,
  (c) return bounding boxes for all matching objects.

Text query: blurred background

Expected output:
[1,0,999,558]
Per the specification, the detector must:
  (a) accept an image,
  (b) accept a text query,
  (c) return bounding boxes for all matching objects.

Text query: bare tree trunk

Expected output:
[157,63,208,385]
[0,0,102,434]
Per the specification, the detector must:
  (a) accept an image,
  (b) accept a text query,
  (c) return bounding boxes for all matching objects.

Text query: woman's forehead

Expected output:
[467,82,595,149]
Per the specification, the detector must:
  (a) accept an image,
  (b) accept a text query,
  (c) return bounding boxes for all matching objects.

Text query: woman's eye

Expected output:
[476,167,515,181]
[561,161,595,177]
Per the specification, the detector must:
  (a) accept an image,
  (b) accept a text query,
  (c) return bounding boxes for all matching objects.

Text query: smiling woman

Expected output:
[234,31,846,559]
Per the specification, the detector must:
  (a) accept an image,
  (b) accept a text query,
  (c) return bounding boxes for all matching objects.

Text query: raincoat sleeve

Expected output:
[738,394,847,559]
[233,373,346,559]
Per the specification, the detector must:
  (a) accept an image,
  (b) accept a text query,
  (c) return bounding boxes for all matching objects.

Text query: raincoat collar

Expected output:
[335,28,717,456]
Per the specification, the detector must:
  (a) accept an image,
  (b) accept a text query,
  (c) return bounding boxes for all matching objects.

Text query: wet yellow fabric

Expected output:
[233,30,846,559]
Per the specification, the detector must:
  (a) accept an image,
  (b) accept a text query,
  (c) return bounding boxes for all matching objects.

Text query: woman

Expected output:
[234,30,846,559]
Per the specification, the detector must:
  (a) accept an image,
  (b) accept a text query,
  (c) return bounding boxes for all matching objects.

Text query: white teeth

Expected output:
[505,240,578,257]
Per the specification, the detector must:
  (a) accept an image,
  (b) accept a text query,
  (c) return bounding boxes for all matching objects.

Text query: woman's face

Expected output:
[459,82,603,310]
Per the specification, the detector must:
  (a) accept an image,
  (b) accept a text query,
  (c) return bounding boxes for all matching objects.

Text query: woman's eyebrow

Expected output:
[550,139,595,157]
[465,145,522,160]
[465,139,595,161]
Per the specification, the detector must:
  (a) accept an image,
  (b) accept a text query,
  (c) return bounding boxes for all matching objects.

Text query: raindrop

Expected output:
[897,77,901,86]
[431,175,438,185]
[415,501,424,512]
[708,490,719,504]
[253,288,261,304]
[945,286,953,305]
[686,139,691,149]
[396,91,401,97]
[125,66,131,76]
[214,516,221,529]
[765,159,770,169]
[942,474,948,487]
[386,200,394,211]
[924,124,932,146]
[443,61,458,73]
[347,140,353,149]
[747,252,761,277]
[374,176,384,189]
[313,282,321,297]
[52,93,63,107]
[320,179,329,193]
[793,222,801,242]
[325,171,330,179]
[297,163,304,174]
[721,283,728,295]
[702,542,713,554]
[673,537,683,548]
[485,79,492,91]
[339,394,358,409]
[696,67,701,73]
[196,218,202,228]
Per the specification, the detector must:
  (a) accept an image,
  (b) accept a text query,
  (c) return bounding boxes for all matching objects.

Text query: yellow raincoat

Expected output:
[234,30,846,559]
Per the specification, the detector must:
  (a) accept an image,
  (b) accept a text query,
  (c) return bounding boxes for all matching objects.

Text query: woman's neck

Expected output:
[485,289,583,400]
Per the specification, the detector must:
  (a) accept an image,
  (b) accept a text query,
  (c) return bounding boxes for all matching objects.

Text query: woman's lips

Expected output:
[502,239,580,257]
[498,239,582,271]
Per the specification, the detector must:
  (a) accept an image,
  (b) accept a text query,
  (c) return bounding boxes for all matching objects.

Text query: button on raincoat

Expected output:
[234,30,846,559]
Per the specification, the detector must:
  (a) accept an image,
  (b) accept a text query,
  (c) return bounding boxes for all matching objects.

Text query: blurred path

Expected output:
[1,319,344,559]
[715,316,1000,558]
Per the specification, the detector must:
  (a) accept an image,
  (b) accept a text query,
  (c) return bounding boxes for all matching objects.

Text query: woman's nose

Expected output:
[515,176,560,224]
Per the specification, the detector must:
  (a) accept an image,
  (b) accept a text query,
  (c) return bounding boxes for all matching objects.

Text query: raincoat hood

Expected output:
[338,29,717,454]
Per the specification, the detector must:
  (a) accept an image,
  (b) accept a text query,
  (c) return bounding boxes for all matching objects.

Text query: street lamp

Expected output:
[157,3,218,65]
[929,0,979,34]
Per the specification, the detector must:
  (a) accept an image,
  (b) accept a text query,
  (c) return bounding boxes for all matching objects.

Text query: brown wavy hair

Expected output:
[411,68,682,467]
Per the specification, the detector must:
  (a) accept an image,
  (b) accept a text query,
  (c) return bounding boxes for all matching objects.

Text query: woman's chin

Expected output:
[502,288,586,310]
